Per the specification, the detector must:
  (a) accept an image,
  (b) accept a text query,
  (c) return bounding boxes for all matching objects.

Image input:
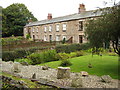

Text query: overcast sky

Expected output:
[0,0,120,21]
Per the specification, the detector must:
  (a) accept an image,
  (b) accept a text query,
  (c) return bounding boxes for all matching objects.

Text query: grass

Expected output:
[39,55,119,79]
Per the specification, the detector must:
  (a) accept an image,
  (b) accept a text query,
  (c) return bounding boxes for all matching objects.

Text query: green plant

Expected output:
[28,50,57,65]
[69,52,77,58]
[15,58,32,65]
[76,51,84,57]
[26,34,31,39]
[60,59,72,67]
[55,53,70,60]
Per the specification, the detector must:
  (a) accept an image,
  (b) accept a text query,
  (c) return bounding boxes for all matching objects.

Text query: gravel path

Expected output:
[1,60,119,88]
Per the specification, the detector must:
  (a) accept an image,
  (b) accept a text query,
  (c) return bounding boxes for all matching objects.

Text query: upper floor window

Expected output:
[44,26,47,32]
[49,25,52,32]
[63,24,67,31]
[56,24,59,32]
[79,21,83,31]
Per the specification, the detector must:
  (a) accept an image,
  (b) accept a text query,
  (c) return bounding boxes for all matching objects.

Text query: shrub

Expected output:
[55,53,70,60]
[55,44,81,53]
[28,50,57,65]
[76,51,84,57]
[69,52,77,58]
[62,38,66,44]
[15,58,32,65]
[60,59,72,67]
[108,52,117,56]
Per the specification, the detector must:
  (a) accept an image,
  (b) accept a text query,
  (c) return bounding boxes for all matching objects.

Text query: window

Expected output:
[56,35,60,41]
[56,24,59,32]
[44,26,47,32]
[36,27,39,32]
[79,21,83,31]
[49,25,52,32]
[32,27,35,32]
[63,24,67,31]
[44,35,47,41]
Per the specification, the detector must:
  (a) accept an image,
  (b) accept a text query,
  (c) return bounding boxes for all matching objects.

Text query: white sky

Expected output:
[0,0,120,21]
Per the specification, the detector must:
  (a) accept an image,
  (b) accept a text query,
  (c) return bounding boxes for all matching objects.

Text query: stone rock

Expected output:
[42,66,48,70]
[57,67,70,79]
[71,77,84,87]
[32,73,36,79]
[9,61,13,64]
[80,71,89,77]
[12,62,21,73]
[20,61,29,66]
[101,75,112,83]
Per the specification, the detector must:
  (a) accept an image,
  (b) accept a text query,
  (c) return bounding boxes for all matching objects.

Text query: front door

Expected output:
[79,35,83,43]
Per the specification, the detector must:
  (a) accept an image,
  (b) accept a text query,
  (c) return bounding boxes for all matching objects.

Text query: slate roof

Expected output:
[25,10,102,27]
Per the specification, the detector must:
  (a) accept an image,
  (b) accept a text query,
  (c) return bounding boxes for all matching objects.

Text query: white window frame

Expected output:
[32,27,35,32]
[56,35,60,41]
[56,24,59,32]
[44,35,47,41]
[49,25,52,32]
[63,24,67,31]
[36,27,39,32]
[44,26,47,32]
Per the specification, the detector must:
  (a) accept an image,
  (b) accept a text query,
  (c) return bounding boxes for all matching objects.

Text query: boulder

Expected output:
[71,77,84,87]
[101,75,112,83]
[12,62,21,73]
[57,67,70,79]
[42,66,48,70]
[80,71,89,77]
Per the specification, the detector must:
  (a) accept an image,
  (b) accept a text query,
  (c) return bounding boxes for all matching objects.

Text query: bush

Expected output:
[28,50,57,65]
[108,52,117,56]
[69,52,77,58]
[55,44,81,53]
[15,58,32,65]
[76,51,84,57]
[60,59,72,67]
[55,53,70,60]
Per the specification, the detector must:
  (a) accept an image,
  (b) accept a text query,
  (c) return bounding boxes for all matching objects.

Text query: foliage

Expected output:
[2,47,40,61]
[15,58,32,65]
[39,55,119,79]
[55,44,81,53]
[85,5,120,56]
[26,34,31,39]
[2,36,24,46]
[76,51,84,57]
[28,50,57,65]
[55,53,70,60]
[2,3,37,37]
[60,59,72,67]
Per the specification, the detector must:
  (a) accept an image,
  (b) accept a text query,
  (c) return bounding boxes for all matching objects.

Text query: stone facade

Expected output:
[24,4,100,43]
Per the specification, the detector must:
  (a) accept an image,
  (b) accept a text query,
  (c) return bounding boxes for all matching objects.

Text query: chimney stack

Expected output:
[47,13,52,20]
[78,4,86,13]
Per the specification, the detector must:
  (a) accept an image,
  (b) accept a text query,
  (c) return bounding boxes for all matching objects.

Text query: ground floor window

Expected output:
[44,35,47,41]
[56,35,60,41]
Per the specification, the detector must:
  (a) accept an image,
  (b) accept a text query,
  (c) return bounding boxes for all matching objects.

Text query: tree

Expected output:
[2,3,37,37]
[85,5,120,58]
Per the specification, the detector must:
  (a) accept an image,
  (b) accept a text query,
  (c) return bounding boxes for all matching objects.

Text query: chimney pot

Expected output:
[47,13,52,20]
[78,4,86,13]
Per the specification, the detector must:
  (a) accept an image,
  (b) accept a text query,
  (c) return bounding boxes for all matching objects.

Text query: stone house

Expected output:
[24,4,101,43]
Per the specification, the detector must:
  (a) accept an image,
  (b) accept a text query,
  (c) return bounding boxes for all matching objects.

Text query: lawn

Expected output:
[39,55,119,79]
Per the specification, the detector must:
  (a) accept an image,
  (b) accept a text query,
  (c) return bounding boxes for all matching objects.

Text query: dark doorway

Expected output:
[49,35,52,41]
[79,35,83,43]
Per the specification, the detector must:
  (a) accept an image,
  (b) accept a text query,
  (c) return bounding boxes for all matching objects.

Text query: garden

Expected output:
[2,37,119,80]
